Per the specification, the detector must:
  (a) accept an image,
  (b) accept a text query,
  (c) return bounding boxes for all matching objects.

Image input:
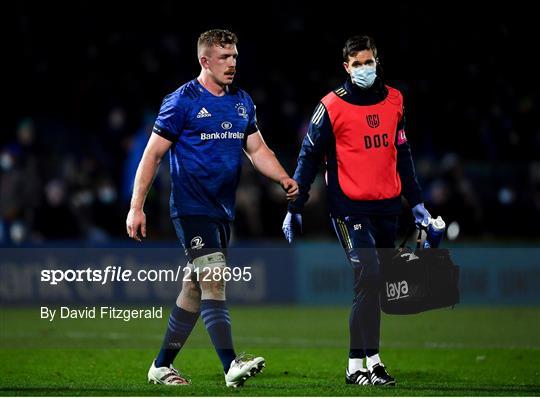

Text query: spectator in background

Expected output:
[5,13,538,244]
[424,153,482,237]
[90,177,123,237]
[33,179,82,240]
[122,112,158,205]
[234,160,264,238]
[0,119,40,244]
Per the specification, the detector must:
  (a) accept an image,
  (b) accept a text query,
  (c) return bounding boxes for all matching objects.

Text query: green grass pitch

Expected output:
[1,306,539,396]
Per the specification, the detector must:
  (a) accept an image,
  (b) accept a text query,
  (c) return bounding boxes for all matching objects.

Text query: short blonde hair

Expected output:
[197,29,238,56]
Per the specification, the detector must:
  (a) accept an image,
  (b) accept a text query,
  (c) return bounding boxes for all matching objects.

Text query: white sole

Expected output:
[226,358,266,388]
[148,373,190,385]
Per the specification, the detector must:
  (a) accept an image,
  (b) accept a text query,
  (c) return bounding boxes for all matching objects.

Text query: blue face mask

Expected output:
[351,65,377,89]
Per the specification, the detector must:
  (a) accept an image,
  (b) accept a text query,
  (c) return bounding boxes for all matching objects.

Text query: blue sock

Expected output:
[200,299,236,372]
[155,305,199,368]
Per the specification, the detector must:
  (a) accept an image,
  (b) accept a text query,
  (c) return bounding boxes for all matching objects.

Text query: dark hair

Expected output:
[197,29,238,54]
[342,35,378,62]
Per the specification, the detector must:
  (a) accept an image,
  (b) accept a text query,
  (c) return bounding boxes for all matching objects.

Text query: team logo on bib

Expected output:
[366,114,380,128]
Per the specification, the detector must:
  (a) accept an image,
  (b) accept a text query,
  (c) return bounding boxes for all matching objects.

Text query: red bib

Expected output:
[322,86,403,201]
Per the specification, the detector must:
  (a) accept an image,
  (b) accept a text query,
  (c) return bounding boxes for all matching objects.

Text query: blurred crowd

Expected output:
[3,3,539,245]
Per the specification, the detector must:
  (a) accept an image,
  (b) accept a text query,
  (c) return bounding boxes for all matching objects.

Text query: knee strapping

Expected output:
[192,252,226,270]
[193,252,227,300]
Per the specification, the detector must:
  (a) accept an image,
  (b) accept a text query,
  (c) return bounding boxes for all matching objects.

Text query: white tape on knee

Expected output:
[192,252,226,270]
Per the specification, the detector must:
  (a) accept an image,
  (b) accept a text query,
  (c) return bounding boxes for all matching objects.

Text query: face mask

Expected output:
[350,65,377,89]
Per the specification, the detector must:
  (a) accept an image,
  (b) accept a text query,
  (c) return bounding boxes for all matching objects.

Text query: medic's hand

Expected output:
[412,203,431,228]
[282,211,302,244]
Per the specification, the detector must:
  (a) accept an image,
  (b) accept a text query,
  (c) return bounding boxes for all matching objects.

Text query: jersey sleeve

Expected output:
[245,94,259,136]
[288,102,332,213]
[395,107,423,207]
[152,92,186,142]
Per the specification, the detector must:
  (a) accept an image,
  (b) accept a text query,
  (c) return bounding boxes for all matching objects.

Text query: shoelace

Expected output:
[371,365,392,382]
[234,352,255,364]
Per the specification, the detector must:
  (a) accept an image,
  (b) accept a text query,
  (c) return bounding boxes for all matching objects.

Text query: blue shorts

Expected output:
[172,215,231,261]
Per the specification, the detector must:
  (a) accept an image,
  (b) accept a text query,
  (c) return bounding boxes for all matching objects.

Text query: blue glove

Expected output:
[282,212,302,244]
[412,203,431,228]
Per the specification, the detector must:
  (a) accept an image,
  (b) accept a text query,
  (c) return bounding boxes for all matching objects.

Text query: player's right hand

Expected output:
[126,207,146,242]
[282,211,302,244]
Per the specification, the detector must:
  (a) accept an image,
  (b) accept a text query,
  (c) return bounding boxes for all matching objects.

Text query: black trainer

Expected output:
[345,368,371,385]
[369,363,396,386]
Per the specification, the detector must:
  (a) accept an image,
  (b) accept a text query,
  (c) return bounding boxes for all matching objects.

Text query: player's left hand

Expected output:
[412,203,431,228]
[280,177,299,200]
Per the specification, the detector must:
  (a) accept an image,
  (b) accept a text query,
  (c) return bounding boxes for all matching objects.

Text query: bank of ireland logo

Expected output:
[366,114,380,128]
[221,121,233,130]
[190,236,205,250]
[235,103,248,119]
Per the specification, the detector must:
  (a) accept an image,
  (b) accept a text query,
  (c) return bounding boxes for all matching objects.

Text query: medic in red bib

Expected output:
[282,35,433,387]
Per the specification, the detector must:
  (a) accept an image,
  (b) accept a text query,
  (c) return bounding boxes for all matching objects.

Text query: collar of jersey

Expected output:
[341,77,388,106]
[194,78,232,98]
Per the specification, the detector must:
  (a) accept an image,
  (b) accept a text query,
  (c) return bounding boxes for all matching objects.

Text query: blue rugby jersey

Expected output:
[153,79,259,220]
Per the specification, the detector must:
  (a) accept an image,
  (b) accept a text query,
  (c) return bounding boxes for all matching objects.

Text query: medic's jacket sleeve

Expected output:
[288,103,332,213]
[395,110,423,207]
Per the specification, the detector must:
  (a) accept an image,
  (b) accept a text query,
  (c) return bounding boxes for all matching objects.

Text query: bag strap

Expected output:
[416,228,423,249]
[399,224,424,249]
